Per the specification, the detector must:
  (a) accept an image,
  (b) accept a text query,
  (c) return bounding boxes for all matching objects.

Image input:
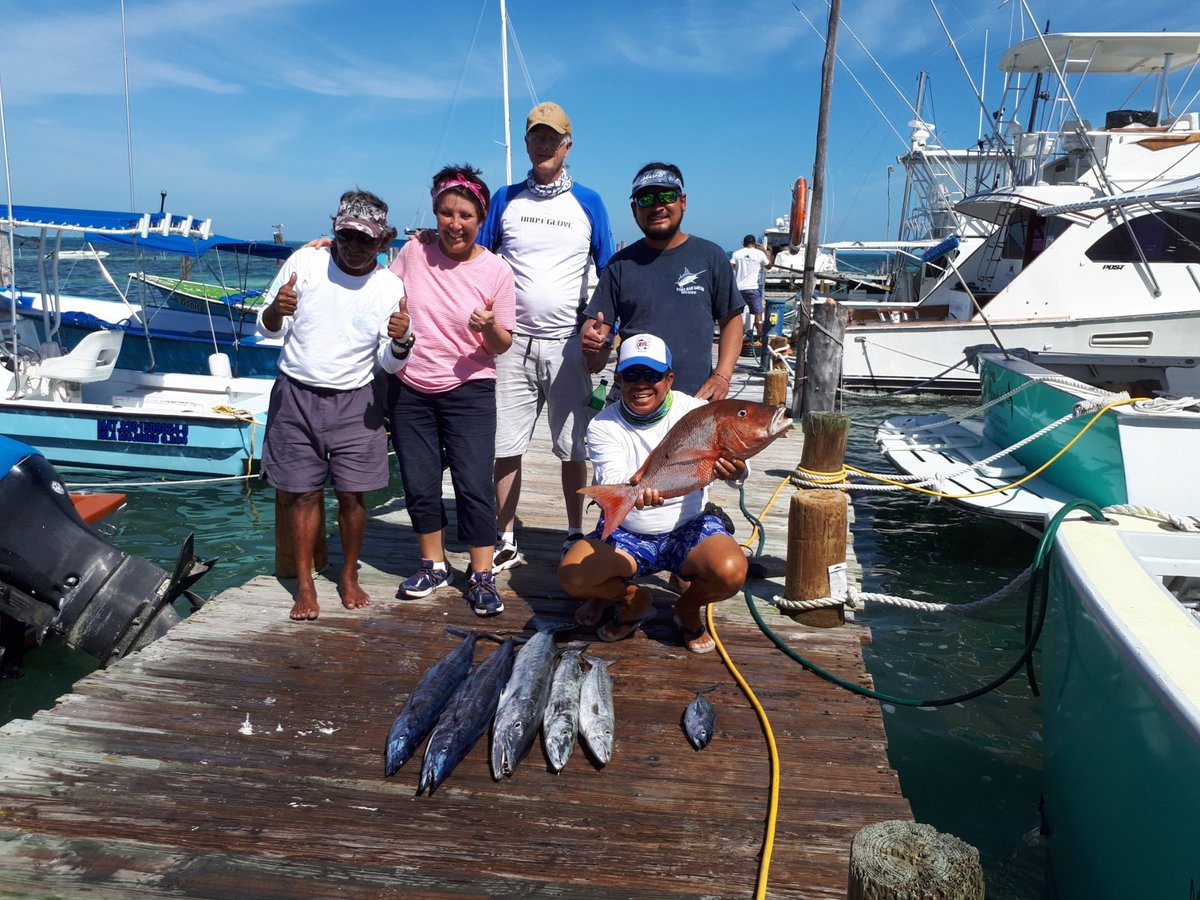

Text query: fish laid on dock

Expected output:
[579,655,616,766]
[542,648,586,773]
[384,629,478,776]
[579,399,791,539]
[682,685,718,750]
[418,638,515,796]
[490,625,563,780]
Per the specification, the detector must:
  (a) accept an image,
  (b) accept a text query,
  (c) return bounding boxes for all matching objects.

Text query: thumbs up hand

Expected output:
[580,310,612,374]
[468,295,496,335]
[273,272,299,318]
[388,295,411,340]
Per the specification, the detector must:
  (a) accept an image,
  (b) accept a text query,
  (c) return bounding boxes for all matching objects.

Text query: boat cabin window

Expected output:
[1084,209,1200,265]
[999,208,1071,264]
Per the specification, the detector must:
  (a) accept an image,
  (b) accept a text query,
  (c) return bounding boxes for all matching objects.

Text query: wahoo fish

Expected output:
[384,629,477,776]
[579,400,791,539]
[541,648,587,773]
[579,654,616,766]
[490,624,565,780]
[418,638,515,796]
[682,685,719,750]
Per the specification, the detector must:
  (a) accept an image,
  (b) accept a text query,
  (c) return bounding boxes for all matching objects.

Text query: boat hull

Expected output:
[1044,515,1200,897]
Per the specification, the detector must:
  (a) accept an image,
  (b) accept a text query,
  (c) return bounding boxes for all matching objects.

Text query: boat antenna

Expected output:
[159,191,167,214]
[500,0,512,184]
[120,0,136,211]
[0,69,19,388]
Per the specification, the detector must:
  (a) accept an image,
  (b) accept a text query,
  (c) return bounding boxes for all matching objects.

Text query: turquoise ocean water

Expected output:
[2,243,1049,896]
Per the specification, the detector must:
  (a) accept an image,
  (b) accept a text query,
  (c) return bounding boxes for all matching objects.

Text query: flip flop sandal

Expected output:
[597,603,655,642]
[673,613,716,654]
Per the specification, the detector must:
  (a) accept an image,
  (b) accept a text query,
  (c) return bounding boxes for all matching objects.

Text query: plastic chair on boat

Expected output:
[31,330,124,401]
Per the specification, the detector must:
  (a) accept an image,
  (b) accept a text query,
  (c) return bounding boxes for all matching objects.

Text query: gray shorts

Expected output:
[261,373,390,493]
[494,334,594,461]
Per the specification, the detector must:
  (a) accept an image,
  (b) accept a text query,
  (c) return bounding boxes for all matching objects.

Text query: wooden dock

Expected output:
[0,356,910,898]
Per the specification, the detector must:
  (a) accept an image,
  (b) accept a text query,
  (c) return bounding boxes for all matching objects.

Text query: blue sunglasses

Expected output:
[618,367,667,384]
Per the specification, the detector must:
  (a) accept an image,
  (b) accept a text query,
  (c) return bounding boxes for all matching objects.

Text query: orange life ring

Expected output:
[789,177,807,247]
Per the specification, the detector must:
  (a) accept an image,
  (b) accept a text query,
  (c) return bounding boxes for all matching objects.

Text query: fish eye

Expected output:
[737,409,747,417]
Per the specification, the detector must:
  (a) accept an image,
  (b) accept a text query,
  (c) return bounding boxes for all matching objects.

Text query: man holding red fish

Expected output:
[558,334,789,653]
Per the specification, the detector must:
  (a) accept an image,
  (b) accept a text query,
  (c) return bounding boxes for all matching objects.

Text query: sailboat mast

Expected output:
[501,0,512,184]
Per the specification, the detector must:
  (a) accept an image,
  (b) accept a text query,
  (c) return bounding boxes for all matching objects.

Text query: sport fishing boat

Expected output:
[875,345,1200,532]
[3,204,290,378]
[844,32,1200,393]
[1,206,272,475]
[1041,510,1200,897]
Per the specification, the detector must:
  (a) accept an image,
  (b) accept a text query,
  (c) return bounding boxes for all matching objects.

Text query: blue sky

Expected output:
[2,1,1196,251]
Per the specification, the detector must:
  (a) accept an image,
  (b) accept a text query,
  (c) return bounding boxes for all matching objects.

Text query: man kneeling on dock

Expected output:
[258,190,410,621]
[558,334,749,654]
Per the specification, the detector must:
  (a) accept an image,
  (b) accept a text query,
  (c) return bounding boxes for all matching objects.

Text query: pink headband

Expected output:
[431,175,488,217]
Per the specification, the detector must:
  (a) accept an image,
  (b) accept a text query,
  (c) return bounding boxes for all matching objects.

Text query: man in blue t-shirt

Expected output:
[580,162,744,399]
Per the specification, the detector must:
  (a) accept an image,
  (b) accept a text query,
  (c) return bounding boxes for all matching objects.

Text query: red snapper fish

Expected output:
[580,400,792,539]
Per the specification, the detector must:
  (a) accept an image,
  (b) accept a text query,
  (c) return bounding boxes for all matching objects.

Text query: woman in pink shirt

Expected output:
[387,164,515,616]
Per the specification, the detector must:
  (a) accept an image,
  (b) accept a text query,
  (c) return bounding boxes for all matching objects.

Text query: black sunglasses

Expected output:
[336,229,377,245]
[633,190,681,209]
[619,367,667,384]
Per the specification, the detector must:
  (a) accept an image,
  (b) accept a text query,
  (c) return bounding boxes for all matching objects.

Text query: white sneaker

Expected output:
[491,541,525,573]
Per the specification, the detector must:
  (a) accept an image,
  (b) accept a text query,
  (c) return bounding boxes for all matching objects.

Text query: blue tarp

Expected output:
[2,204,293,260]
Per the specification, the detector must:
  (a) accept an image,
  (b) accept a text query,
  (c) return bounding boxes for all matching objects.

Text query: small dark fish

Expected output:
[418,638,515,796]
[384,630,477,776]
[682,685,719,750]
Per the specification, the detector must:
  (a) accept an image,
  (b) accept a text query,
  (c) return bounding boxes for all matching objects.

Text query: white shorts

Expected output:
[494,334,594,461]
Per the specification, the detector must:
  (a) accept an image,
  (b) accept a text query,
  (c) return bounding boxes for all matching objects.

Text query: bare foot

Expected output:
[339,577,371,610]
[290,584,320,621]
[574,597,614,627]
[597,587,655,642]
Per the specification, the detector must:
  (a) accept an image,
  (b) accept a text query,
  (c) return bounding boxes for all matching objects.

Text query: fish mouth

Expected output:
[768,406,793,437]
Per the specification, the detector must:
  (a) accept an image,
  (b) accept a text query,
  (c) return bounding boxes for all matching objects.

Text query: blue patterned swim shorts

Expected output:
[591,513,731,579]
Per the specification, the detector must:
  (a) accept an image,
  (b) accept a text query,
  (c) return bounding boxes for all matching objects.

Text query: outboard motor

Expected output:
[0,434,214,677]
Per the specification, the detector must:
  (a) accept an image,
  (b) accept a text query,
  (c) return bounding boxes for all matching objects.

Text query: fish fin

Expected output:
[577,483,639,539]
[446,625,506,643]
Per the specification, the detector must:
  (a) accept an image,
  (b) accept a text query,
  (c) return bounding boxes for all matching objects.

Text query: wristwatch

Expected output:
[391,333,415,355]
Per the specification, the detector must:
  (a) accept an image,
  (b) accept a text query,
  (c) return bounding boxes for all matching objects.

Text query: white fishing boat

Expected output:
[1,207,271,476]
[844,32,1200,393]
[875,345,1200,532]
[1041,510,1200,898]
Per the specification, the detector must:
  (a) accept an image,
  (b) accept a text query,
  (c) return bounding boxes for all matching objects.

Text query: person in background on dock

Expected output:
[476,101,616,574]
[258,189,408,622]
[730,233,772,350]
[558,334,749,654]
[389,164,515,617]
[579,162,744,399]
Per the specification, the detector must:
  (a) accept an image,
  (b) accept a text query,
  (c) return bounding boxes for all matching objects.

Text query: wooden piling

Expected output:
[273,492,327,578]
[797,299,847,417]
[784,411,851,627]
[763,368,788,406]
[848,821,984,899]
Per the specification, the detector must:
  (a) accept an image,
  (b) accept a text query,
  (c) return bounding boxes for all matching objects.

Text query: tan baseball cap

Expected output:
[526,102,571,135]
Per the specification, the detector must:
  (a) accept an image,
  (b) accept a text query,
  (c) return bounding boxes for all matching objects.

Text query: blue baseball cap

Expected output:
[616,333,672,374]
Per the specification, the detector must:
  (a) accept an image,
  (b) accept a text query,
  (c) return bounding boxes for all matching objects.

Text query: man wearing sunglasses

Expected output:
[580,162,743,401]
[258,190,409,622]
[559,334,749,654]
[475,101,617,574]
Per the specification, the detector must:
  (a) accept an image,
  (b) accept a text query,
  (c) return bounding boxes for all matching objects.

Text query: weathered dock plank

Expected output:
[0,355,909,897]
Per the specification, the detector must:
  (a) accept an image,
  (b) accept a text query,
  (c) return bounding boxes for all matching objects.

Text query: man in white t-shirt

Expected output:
[557,334,749,654]
[729,234,773,348]
[258,189,409,623]
[476,102,616,572]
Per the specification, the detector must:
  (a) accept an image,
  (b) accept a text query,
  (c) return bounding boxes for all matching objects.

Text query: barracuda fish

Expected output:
[579,654,616,766]
[384,628,484,776]
[417,638,515,796]
[682,685,719,751]
[490,625,566,780]
[579,399,791,539]
[541,647,586,773]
